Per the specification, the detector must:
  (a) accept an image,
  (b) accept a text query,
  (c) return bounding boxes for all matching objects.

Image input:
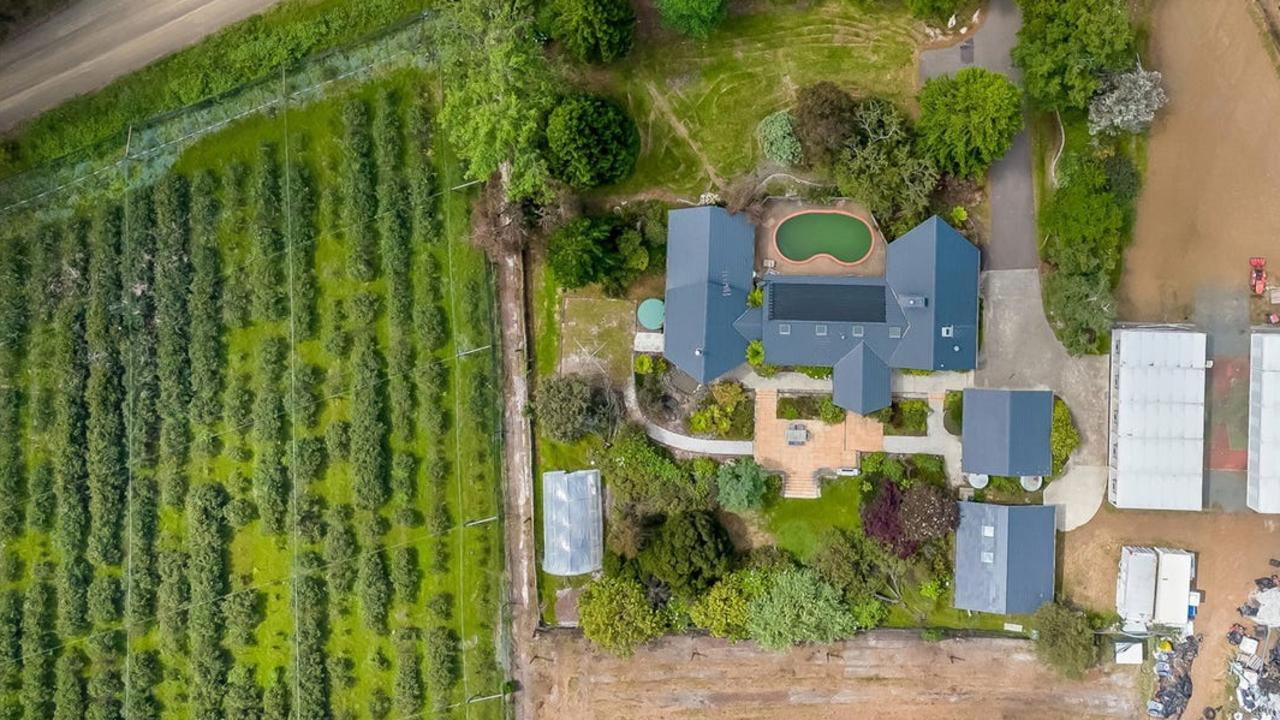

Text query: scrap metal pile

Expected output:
[1224,569,1280,719]
[1149,635,1201,718]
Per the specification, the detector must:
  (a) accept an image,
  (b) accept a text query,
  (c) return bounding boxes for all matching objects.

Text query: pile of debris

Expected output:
[1230,623,1280,718]
[1149,635,1201,718]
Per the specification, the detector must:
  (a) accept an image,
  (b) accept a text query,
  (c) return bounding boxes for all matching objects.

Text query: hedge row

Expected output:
[154,174,194,508]
[188,483,229,720]
[188,171,225,429]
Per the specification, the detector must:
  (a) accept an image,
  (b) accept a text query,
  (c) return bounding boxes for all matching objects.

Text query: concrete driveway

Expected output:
[920,0,1038,271]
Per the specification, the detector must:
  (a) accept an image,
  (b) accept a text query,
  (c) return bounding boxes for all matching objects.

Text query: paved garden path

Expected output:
[919,0,1038,270]
[623,372,754,456]
[881,393,963,483]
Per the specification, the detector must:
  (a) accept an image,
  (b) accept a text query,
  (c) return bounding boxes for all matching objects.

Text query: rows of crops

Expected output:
[0,71,505,720]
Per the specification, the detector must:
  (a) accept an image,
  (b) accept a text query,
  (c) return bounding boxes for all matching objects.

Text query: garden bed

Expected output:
[871,399,930,436]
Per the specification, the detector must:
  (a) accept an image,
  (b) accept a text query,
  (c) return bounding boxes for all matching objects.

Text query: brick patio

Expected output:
[753,389,885,498]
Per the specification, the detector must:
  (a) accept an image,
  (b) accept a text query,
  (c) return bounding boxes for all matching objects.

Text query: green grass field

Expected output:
[0,67,506,720]
[580,0,921,198]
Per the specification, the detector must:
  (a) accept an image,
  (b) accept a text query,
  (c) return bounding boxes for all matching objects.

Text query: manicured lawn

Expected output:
[760,474,864,560]
[582,0,921,197]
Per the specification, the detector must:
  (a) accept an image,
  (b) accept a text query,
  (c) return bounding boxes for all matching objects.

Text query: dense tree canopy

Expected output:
[550,0,635,63]
[546,94,639,189]
[546,215,653,295]
[746,568,858,650]
[439,0,560,201]
[1088,67,1168,135]
[689,569,765,641]
[792,82,859,168]
[834,100,938,236]
[579,576,666,655]
[1032,602,1099,678]
[638,512,733,599]
[1013,0,1134,111]
[757,111,803,167]
[918,68,1023,178]
[533,373,616,442]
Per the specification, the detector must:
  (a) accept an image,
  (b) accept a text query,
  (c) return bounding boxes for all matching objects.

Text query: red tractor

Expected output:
[1251,257,1267,296]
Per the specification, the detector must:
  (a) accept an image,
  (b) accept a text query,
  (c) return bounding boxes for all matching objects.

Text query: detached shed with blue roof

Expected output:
[954,502,1056,615]
[961,389,1054,477]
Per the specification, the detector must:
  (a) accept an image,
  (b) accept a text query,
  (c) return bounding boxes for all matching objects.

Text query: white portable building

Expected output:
[1108,328,1208,511]
[1153,548,1196,627]
[1117,546,1196,628]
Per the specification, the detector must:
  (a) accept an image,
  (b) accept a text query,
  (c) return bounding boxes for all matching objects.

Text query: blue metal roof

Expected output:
[886,216,980,371]
[954,502,1056,615]
[961,389,1054,476]
[832,345,891,414]
[662,207,755,383]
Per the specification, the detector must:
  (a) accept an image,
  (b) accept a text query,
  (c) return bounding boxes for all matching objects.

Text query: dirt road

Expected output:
[1119,0,1280,320]
[529,629,1138,719]
[0,0,282,130]
[1063,507,1280,713]
[497,251,538,720]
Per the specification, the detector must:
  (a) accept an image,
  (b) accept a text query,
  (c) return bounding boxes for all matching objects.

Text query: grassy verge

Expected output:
[577,0,921,197]
[0,0,425,178]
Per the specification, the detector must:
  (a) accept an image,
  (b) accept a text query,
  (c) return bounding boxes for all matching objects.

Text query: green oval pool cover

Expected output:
[637,298,665,330]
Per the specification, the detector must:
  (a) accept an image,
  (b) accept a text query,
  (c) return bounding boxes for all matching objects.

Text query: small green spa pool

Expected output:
[774,211,874,264]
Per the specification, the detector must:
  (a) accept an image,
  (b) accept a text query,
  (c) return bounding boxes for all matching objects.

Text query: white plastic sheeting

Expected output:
[541,470,604,577]
[1153,549,1195,627]
[1248,332,1280,513]
[1117,546,1157,625]
[1108,328,1208,511]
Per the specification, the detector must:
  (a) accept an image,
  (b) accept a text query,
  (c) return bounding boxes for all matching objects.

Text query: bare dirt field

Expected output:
[1063,507,1280,713]
[1118,0,1280,320]
[528,629,1139,719]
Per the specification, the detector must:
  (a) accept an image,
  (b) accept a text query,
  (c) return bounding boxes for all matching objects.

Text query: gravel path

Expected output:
[0,0,281,130]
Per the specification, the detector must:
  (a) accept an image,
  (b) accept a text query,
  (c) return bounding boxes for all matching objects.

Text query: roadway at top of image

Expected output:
[0,0,281,131]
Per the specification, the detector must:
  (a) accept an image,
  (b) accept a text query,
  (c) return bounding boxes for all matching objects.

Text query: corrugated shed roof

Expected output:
[542,470,604,577]
[886,216,980,371]
[1108,328,1207,511]
[961,389,1054,476]
[832,345,891,414]
[662,207,755,383]
[1249,332,1280,513]
[954,502,1055,615]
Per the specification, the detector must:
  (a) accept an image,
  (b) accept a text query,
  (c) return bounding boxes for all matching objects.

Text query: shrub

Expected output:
[1051,398,1080,474]
[810,529,896,609]
[689,569,766,640]
[546,94,639,189]
[1012,0,1134,111]
[578,576,665,655]
[1088,66,1168,136]
[1043,270,1114,355]
[534,374,616,442]
[918,68,1023,178]
[757,111,803,166]
[899,484,959,544]
[715,459,769,512]
[637,512,733,599]
[1032,602,1098,678]
[603,427,713,514]
[745,339,766,368]
[1041,157,1125,277]
[861,482,917,558]
[792,82,859,168]
[746,568,858,650]
[550,0,635,63]
[547,215,653,294]
[653,0,725,38]
[746,286,763,308]
[908,0,961,22]
[818,396,846,425]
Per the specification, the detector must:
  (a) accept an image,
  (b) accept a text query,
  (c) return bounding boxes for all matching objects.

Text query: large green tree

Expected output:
[654,0,726,38]
[638,512,733,599]
[550,0,635,63]
[1012,0,1134,111]
[439,0,560,201]
[918,68,1023,178]
[1042,269,1114,356]
[792,82,859,168]
[533,373,616,442]
[746,568,859,650]
[715,458,769,512]
[1040,159,1125,276]
[1032,602,1099,678]
[579,576,666,655]
[689,569,767,641]
[546,215,652,294]
[546,94,640,189]
[834,101,938,237]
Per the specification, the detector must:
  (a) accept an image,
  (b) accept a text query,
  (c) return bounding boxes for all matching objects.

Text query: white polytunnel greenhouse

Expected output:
[541,469,604,577]
[1248,331,1280,513]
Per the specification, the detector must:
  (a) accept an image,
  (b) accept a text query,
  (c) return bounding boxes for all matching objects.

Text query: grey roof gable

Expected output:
[662,207,755,383]
[954,502,1056,615]
[961,389,1054,476]
[832,344,891,414]
[886,216,980,371]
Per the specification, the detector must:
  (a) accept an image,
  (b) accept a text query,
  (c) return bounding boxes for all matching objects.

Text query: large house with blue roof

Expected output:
[663,206,980,414]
